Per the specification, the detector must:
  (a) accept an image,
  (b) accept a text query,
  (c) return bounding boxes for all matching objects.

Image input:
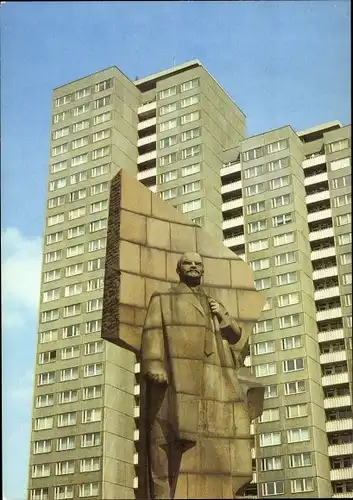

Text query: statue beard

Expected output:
[181,274,202,288]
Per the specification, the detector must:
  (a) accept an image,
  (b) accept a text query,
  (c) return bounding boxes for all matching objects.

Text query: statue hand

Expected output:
[146,369,168,385]
[208,298,226,322]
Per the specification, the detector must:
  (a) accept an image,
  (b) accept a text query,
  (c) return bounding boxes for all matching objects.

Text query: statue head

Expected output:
[176,252,204,286]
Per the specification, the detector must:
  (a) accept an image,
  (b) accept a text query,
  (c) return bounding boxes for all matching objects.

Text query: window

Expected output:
[253,341,275,356]
[39,329,58,343]
[261,481,284,496]
[48,195,65,209]
[328,138,349,152]
[51,143,68,157]
[33,439,52,454]
[275,251,296,266]
[65,263,83,277]
[336,213,351,227]
[57,412,77,428]
[181,94,200,108]
[267,139,289,154]
[245,182,265,197]
[333,194,351,208]
[158,86,177,99]
[34,416,53,431]
[253,319,273,334]
[263,298,273,311]
[243,147,264,162]
[279,314,301,329]
[61,346,80,360]
[58,390,78,404]
[180,78,199,92]
[160,152,177,166]
[39,350,57,364]
[287,427,310,443]
[338,233,352,246]
[88,238,106,252]
[87,258,105,271]
[84,363,103,377]
[73,119,90,133]
[282,335,302,350]
[72,135,89,150]
[89,218,107,232]
[182,199,201,213]
[66,244,84,258]
[330,157,351,170]
[91,163,109,177]
[254,278,272,291]
[48,214,65,227]
[71,153,88,167]
[54,485,74,500]
[49,177,67,191]
[181,145,200,159]
[84,340,104,355]
[31,464,50,478]
[289,452,312,468]
[260,457,282,471]
[181,162,201,177]
[81,432,101,448]
[254,362,277,377]
[343,294,352,307]
[278,292,300,308]
[90,181,108,195]
[30,488,49,500]
[291,478,314,493]
[264,385,278,399]
[69,188,86,202]
[181,127,201,142]
[160,135,177,149]
[286,403,307,419]
[94,96,111,109]
[160,102,177,116]
[92,146,110,160]
[250,258,270,271]
[276,271,297,286]
[82,408,102,423]
[259,432,281,447]
[46,231,63,245]
[87,277,104,291]
[67,225,85,239]
[161,188,178,200]
[92,129,110,142]
[247,201,266,214]
[259,408,280,423]
[182,180,200,195]
[62,324,80,339]
[248,219,267,234]
[331,174,351,189]
[79,483,99,498]
[272,193,292,208]
[60,367,79,382]
[43,289,60,303]
[244,164,265,179]
[87,298,103,312]
[41,309,59,323]
[57,436,76,451]
[283,357,304,372]
[160,170,178,184]
[273,213,292,227]
[70,171,87,185]
[180,110,200,125]
[86,319,102,333]
[285,380,306,395]
[51,160,67,173]
[160,118,178,132]
[54,95,71,107]
[95,79,112,92]
[342,273,352,285]
[36,394,54,408]
[55,460,75,475]
[80,457,100,472]
[63,304,81,317]
[83,385,102,400]
[248,238,269,253]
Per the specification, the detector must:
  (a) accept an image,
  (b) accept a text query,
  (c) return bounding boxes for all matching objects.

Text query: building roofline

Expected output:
[133,59,202,86]
[53,65,131,92]
[296,120,342,137]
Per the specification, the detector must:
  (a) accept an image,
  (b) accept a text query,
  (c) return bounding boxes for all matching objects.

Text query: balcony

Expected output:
[221,180,242,194]
[149,185,157,193]
[222,216,244,230]
[250,423,255,435]
[244,355,251,367]
[138,101,156,115]
[328,442,353,457]
[238,254,246,262]
[306,190,330,204]
[221,162,241,176]
[138,116,157,131]
[307,208,332,223]
[309,227,334,242]
[330,468,353,481]
[333,494,353,498]
[224,234,245,248]
[314,286,340,301]
[133,452,139,465]
[311,246,336,261]
[133,429,140,441]
[304,171,328,186]
[134,384,140,396]
[134,362,140,374]
[316,306,342,322]
[133,476,138,489]
[320,350,347,365]
[137,166,157,181]
[326,418,353,434]
[323,374,350,389]
[318,328,344,343]
[222,199,243,212]
[312,266,338,280]
[137,150,157,164]
[251,447,256,459]
[303,154,326,169]
[134,405,140,418]
[250,472,257,484]
[137,133,156,148]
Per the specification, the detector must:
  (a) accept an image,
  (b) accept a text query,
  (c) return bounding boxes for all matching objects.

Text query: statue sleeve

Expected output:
[218,303,242,345]
[141,292,166,379]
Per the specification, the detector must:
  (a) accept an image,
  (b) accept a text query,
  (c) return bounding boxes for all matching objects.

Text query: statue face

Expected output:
[177,252,204,283]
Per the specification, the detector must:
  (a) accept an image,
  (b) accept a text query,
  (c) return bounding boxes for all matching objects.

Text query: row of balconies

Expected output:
[322,373,350,390]
[330,467,353,482]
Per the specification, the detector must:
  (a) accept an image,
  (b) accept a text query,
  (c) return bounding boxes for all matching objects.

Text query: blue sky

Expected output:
[1,1,350,499]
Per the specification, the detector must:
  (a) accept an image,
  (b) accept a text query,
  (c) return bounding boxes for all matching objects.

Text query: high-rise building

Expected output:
[27,60,351,500]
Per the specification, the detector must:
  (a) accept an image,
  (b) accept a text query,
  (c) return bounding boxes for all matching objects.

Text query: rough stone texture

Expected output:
[102,170,266,499]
